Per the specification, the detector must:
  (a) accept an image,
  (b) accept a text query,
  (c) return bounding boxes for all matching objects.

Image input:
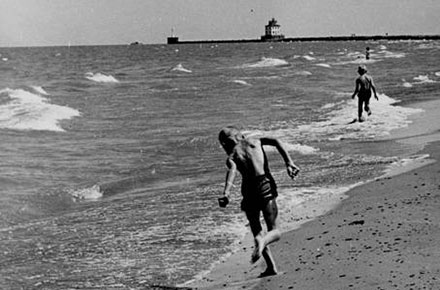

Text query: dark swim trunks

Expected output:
[241,174,278,212]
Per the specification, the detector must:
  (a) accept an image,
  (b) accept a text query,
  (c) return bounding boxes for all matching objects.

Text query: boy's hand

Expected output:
[218,196,229,208]
[287,165,300,179]
[375,94,379,100]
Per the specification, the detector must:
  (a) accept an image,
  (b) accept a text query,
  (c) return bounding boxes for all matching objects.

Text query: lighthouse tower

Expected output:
[261,18,285,41]
[167,28,179,44]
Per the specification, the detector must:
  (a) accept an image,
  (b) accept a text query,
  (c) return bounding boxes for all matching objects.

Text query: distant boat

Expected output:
[130,41,141,46]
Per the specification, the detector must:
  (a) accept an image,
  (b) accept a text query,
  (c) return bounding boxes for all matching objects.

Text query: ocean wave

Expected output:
[171,63,192,73]
[402,80,413,88]
[302,55,316,61]
[401,74,436,87]
[333,47,405,65]
[297,93,423,140]
[383,154,433,178]
[85,72,119,83]
[413,74,436,84]
[333,50,378,65]
[376,50,406,59]
[30,86,49,95]
[295,70,312,76]
[240,57,289,68]
[315,63,331,68]
[0,88,81,132]
[69,184,103,201]
[231,79,251,86]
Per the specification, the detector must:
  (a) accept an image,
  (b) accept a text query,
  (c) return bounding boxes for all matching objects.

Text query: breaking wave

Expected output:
[0,88,80,132]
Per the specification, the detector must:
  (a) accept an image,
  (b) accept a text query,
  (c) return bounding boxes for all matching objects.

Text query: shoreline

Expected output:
[184,153,437,290]
[185,97,440,289]
[252,139,440,290]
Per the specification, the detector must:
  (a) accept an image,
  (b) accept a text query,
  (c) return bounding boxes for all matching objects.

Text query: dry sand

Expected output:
[186,100,440,290]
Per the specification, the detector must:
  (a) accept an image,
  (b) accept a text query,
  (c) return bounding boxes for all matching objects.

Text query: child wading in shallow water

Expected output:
[351,65,379,122]
[218,126,300,277]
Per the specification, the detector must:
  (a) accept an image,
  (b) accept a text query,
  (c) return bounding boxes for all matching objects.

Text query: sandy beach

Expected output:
[252,140,440,290]
[186,100,440,290]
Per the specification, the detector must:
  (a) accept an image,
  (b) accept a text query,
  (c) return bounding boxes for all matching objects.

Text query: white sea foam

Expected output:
[172,63,192,73]
[0,88,81,132]
[401,74,436,87]
[376,50,406,59]
[295,70,312,76]
[333,51,378,65]
[347,58,378,64]
[402,81,413,88]
[435,72,440,77]
[69,184,103,201]
[85,72,119,83]
[240,57,289,68]
[31,86,49,95]
[231,80,251,86]
[382,154,433,178]
[302,55,316,61]
[316,63,331,68]
[413,75,435,84]
[297,94,423,141]
[334,47,404,66]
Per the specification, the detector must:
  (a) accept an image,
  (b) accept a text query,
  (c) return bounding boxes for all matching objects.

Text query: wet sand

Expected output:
[186,102,440,289]
[187,139,440,290]
[252,140,440,290]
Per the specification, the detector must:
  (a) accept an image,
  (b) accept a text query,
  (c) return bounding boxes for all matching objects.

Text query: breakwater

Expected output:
[168,34,440,44]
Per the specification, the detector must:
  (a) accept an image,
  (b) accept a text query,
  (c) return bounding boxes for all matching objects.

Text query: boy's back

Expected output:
[356,74,373,97]
[230,137,268,180]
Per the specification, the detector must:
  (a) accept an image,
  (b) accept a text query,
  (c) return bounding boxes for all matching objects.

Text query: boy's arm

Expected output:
[261,137,300,179]
[369,76,379,100]
[352,78,360,99]
[219,157,237,207]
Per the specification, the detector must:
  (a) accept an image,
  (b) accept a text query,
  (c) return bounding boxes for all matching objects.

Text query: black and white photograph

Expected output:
[1,1,439,289]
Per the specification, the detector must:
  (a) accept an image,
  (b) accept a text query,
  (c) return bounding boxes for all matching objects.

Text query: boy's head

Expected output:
[357,65,367,75]
[219,126,243,153]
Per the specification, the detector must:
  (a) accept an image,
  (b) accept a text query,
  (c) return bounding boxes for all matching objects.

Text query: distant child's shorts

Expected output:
[241,174,278,212]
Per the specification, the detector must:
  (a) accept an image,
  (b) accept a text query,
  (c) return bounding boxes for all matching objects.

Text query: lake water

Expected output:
[0,40,439,288]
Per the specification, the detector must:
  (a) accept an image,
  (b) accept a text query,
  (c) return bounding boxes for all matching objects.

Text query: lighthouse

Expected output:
[261,18,285,41]
[167,28,179,44]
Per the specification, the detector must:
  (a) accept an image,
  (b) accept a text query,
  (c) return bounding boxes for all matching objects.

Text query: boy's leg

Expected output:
[259,246,277,277]
[262,199,281,245]
[253,199,281,273]
[358,99,364,121]
[245,210,264,263]
[364,97,372,115]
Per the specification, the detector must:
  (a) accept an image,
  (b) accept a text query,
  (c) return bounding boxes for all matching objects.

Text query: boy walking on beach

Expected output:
[218,126,300,277]
[351,65,379,122]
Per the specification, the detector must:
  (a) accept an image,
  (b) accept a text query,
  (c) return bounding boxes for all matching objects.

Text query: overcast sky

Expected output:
[1,0,439,47]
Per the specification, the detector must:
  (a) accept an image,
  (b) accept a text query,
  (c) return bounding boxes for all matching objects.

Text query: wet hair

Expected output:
[358,65,367,74]
[218,126,243,143]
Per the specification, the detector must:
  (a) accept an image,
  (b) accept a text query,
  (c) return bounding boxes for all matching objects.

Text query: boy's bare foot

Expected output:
[258,268,278,278]
[251,236,264,264]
